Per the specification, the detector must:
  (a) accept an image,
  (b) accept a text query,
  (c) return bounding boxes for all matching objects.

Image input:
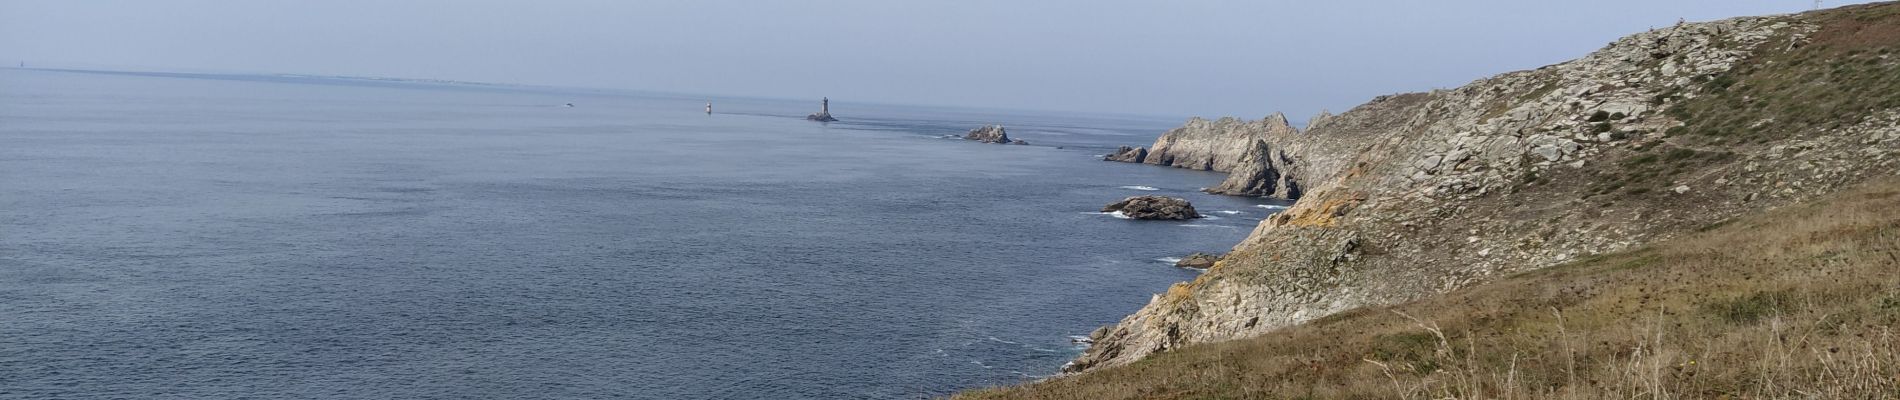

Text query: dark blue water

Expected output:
[0,69,1284,399]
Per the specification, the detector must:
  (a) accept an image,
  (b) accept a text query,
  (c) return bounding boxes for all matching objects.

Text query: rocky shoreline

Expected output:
[1062,6,1900,375]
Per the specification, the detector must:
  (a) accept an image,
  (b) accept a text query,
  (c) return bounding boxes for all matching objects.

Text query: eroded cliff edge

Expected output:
[1070,4,1900,372]
[1106,100,1419,200]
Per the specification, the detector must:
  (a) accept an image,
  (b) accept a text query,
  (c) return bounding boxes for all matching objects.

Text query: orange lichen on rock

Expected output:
[1272,192,1366,227]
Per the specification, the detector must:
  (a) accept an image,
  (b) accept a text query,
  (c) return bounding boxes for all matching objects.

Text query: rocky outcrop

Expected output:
[1104,146,1147,163]
[1103,113,1318,200]
[1068,5,1900,373]
[1148,114,1299,172]
[1102,196,1202,220]
[1305,110,1337,132]
[1174,253,1222,269]
[966,125,1023,144]
[1109,107,1393,200]
[1205,140,1299,198]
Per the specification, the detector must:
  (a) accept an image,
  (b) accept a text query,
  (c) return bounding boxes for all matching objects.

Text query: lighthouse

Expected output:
[806,97,838,122]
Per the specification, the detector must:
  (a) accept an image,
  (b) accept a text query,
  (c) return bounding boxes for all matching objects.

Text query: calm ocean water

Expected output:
[0,68,1283,399]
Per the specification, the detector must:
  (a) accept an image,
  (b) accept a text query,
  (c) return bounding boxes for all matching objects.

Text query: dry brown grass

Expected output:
[956,179,1900,399]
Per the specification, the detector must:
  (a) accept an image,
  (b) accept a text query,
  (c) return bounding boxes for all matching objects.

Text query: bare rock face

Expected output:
[1101,196,1202,220]
[965,125,1013,144]
[1144,113,1300,172]
[1113,108,1389,201]
[1174,253,1222,269]
[1206,139,1302,199]
[1068,9,1900,374]
[1104,146,1148,163]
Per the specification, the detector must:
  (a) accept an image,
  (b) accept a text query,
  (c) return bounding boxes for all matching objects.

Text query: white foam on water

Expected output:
[1080,211,1134,219]
[1215,210,1243,215]
[1118,185,1160,191]
[1256,204,1289,210]
[1155,257,1183,264]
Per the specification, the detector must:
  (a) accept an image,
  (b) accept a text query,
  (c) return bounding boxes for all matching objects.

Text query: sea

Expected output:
[0,68,1286,399]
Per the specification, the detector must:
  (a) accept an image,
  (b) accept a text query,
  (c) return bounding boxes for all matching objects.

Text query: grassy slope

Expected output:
[959,178,1900,399]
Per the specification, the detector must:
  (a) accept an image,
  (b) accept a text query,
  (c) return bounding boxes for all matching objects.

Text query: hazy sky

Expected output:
[0,1,1871,118]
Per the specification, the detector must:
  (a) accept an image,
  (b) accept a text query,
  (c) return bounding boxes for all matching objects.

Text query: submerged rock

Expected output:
[1105,146,1148,163]
[1175,252,1222,269]
[1102,196,1202,220]
[965,125,1013,144]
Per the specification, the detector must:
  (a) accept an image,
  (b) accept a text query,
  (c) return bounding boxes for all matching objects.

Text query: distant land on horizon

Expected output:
[6,66,1201,124]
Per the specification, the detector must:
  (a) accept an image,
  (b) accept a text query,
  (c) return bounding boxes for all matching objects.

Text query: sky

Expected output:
[0,0,1876,119]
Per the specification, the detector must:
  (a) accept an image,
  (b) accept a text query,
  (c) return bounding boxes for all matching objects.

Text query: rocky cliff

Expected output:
[1111,114,1301,172]
[1070,3,1900,372]
[1108,104,1400,200]
[1195,96,1431,198]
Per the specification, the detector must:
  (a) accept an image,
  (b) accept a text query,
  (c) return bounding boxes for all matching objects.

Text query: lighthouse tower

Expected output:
[807,97,838,122]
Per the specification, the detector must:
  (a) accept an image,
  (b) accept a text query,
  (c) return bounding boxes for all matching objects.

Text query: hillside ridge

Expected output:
[1068,1,1900,374]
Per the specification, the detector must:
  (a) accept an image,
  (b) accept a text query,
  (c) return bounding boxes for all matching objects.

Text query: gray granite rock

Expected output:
[1101,196,1202,220]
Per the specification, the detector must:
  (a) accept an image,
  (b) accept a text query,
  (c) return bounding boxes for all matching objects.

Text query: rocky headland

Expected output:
[1061,3,1900,376]
[1106,114,1299,172]
[1103,110,1377,200]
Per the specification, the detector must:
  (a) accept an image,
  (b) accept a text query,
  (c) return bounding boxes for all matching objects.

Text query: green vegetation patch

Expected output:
[1703,290,1803,324]
[1368,332,1443,374]
[1665,6,1900,142]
